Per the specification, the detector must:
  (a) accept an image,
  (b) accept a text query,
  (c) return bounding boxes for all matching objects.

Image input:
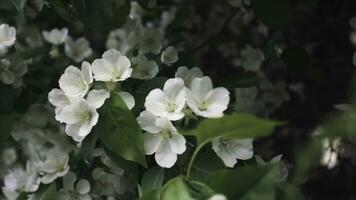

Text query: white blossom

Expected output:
[138,27,162,54]
[42,28,68,45]
[212,138,254,168]
[0,24,16,49]
[145,78,186,121]
[106,19,138,54]
[161,46,179,65]
[320,138,341,169]
[92,168,125,197]
[137,113,186,168]
[240,45,264,72]
[65,36,92,63]
[91,49,132,82]
[58,62,93,97]
[131,54,159,79]
[175,66,203,87]
[59,171,91,200]
[186,76,229,118]
[0,58,14,85]
[38,148,70,184]
[2,161,40,199]
[56,98,100,142]
[2,147,17,166]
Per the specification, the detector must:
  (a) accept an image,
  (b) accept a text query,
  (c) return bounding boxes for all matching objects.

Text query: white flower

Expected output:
[42,28,68,45]
[1,161,40,199]
[58,62,93,97]
[106,19,138,54]
[208,194,228,200]
[212,138,254,168]
[240,45,264,72]
[138,27,162,54]
[59,171,91,200]
[175,66,203,86]
[161,46,179,65]
[91,49,132,82]
[0,24,16,48]
[56,97,102,142]
[92,168,125,197]
[145,78,186,121]
[186,76,229,118]
[131,54,159,80]
[137,113,186,168]
[65,36,92,63]
[38,148,70,184]
[320,138,341,169]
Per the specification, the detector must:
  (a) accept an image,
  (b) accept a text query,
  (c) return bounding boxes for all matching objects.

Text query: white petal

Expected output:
[155,141,177,168]
[137,111,161,133]
[163,78,185,100]
[206,88,230,108]
[190,76,213,100]
[212,139,237,168]
[185,88,199,112]
[59,66,88,97]
[155,117,176,131]
[118,91,135,110]
[229,139,254,160]
[76,179,91,194]
[143,133,162,155]
[91,59,114,81]
[81,61,93,84]
[174,89,186,111]
[145,89,168,117]
[116,56,131,79]
[102,49,122,67]
[57,105,82,124]
[87,89,110,109]
[165,112,185,121]
[48,89,69,107]
[169,133,186,154]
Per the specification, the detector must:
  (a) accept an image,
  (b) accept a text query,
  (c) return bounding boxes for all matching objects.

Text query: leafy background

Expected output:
[1,0,356,199]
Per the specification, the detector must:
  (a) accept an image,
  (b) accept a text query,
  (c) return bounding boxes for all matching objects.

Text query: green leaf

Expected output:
[141,189,161,200]
[196,113,280,146]
[208,165,279,200]
[40,183,58,200]
[16,193,27,200]
[276,182,306,200]
[141,166,165,192]
[161,177,194,200]
[98,92,146,166]
[190,151,225,182]
[251,0,293,29]
[48,0,79,23]
[72,0,130,31]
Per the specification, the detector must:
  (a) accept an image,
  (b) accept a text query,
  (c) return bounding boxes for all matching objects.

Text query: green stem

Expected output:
[186,141,209,179]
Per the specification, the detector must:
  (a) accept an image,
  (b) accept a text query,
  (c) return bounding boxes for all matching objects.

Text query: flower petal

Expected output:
[87,89,110,109]
[190,76,213,100]
[145,89,168,117]
[48,89,70,107]
[163,78,185,100]
[76,179,91,194]
[143,132,162,155]
[91,59,114,81]
[137,111,161,133]
[81,61,93,84]
[155,141,177,168]
[118,91,135,110]
[169,133,186,154]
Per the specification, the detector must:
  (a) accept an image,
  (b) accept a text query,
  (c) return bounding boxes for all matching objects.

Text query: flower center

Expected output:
[167,101,176,112]
[161,129,172,140]
[77,110,92,123]
[198,101,209,111]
